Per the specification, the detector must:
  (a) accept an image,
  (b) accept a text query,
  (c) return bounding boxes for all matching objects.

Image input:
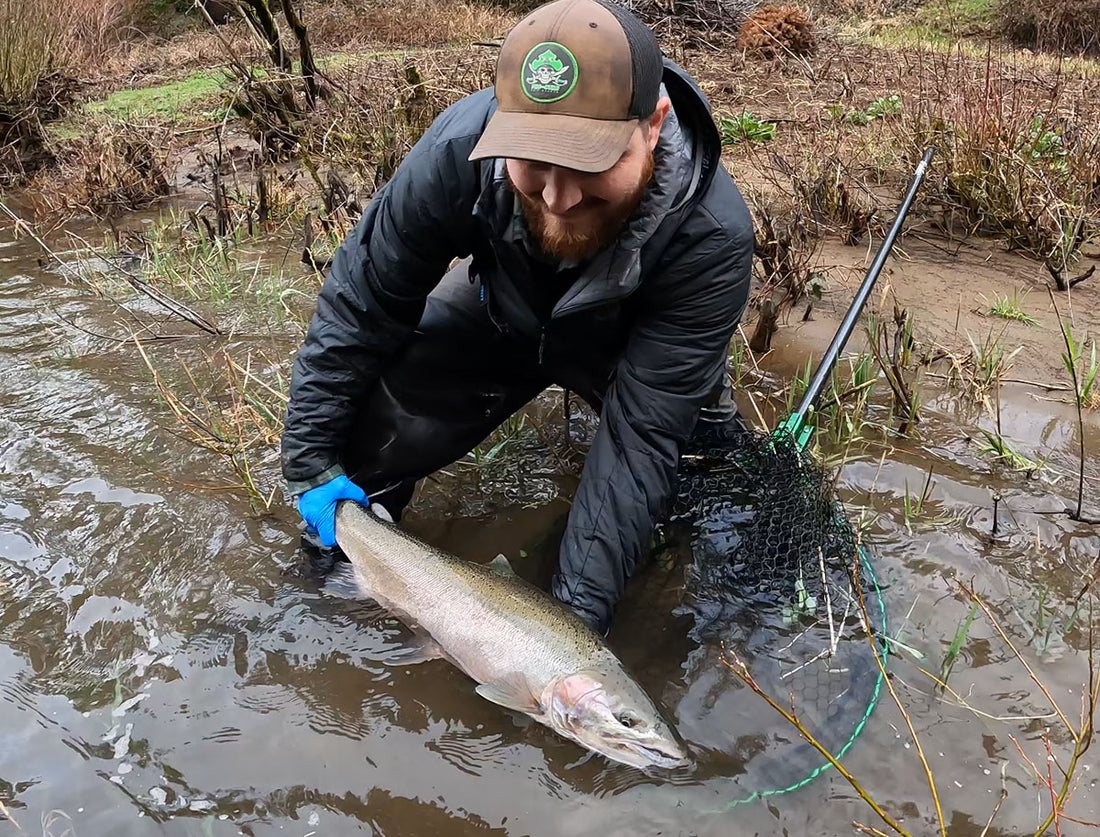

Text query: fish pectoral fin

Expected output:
[476,675,540,714]
[382,633,445,666]
[369,503,394,523]
[323,563,369,600]
[487,554,516,577]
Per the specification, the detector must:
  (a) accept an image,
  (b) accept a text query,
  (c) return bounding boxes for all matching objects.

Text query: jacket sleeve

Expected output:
[280,95,489,493]
[552,209,753,631]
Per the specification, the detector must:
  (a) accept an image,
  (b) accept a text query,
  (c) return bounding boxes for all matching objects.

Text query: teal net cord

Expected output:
[672,420,889,808]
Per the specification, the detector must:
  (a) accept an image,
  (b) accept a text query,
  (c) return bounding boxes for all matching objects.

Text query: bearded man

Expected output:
[281,0,754,634]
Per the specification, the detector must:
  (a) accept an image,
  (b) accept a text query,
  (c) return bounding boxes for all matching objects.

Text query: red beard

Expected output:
[508,151,654,263]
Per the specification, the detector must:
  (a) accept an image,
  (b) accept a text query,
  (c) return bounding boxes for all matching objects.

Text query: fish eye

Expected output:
[616,712,641,729]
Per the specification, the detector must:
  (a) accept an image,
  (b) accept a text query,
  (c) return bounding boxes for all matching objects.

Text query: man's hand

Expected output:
[297,475,368,547]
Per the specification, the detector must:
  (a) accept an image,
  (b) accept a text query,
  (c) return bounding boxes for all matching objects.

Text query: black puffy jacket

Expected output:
[282,59,754,628]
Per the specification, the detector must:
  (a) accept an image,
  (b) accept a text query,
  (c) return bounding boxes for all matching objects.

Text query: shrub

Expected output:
[736,4,816,57]
[33,123,172,217]
[998,0,1100,55]
[892,48,1100,276]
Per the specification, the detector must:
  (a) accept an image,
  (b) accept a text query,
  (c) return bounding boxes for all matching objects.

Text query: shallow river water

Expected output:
[1,221,1099,836]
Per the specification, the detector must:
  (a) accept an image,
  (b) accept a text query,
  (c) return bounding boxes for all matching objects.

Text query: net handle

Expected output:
[788,147,935,434]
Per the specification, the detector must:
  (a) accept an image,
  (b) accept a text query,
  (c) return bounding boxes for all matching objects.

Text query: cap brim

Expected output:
[468,110,637,174]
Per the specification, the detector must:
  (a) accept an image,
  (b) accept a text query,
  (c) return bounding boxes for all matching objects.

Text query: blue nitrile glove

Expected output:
[297,475,368,547]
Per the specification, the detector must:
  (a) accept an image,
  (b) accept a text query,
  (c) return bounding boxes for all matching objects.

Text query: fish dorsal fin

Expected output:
[370,503,394,523]
[487,553,516,577]
[476,674,540,714]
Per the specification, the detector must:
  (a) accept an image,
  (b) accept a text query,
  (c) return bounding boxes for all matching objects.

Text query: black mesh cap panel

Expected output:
[596,1,663,118]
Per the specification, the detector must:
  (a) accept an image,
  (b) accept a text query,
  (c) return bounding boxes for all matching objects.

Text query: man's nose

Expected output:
[541,167,584,215]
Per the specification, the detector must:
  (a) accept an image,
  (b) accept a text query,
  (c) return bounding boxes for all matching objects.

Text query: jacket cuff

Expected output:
[285,465,346,497]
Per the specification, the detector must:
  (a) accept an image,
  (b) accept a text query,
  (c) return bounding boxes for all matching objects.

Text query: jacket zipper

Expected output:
[538,327,547,365]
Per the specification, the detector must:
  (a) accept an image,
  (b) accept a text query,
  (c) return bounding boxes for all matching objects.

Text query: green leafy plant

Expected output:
[1023,113,1066,163]
[827,94,902,126]
[1059,323,1099,409]
[938,601,979,687]
[866,94,903,120]
[718,111,776,145]
[469,411,528,466]
[988,290,1038,325]
[977,427,1043,472]
[964,330,1022,397]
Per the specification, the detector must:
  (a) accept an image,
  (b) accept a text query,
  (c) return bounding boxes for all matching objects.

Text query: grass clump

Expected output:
[964,330,1021,397]
[976,426,1043,471]
[131,210,316,326]
[0,0,68,180]
[988,290,1038,325]
[0,0,64,104]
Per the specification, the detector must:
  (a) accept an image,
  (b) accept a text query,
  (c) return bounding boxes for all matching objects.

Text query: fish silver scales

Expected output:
[334,500,688,770]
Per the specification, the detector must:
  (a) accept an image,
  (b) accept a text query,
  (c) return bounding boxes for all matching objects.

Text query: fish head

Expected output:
[544,668,689,771]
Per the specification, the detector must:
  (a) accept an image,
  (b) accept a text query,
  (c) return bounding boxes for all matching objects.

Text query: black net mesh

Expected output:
[668,417,889,801]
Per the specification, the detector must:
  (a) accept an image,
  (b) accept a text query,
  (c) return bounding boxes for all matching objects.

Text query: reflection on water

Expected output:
[1,225,1099,835]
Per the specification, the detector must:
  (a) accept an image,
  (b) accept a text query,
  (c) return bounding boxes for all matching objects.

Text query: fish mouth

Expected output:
[570,729,690,772]
[620,741,691,771]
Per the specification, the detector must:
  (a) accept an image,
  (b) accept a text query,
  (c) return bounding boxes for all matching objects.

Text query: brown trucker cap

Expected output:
[468,0,663,174]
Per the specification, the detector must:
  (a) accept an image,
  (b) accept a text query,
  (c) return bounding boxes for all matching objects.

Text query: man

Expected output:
[281,0,754,634]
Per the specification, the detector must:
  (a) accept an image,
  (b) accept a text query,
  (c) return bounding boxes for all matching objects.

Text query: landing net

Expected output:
[672,417,889,805]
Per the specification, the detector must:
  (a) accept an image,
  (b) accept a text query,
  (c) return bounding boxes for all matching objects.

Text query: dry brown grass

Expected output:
[998,0,1100,56]
[65,0,138,63]
[29,122,172,218]
[308,0,514,50]
[695,36,1100,271]
[134,338,288,512]
[115,26,259,82]
[891,47,1100,268]
[225,46,494,195]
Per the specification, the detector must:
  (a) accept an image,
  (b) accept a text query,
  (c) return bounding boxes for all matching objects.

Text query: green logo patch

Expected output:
[521,42,578,104]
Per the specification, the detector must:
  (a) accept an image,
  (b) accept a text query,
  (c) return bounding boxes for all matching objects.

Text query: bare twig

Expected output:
[1047,288,1087,522]
[0,798,22,832]
[720,648,914,837]
[853,547,947,837]
[957,579,1074,732]
[978,762,1008,837]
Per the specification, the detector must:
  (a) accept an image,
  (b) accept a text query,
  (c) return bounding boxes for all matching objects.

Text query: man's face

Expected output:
[506,97,671,263]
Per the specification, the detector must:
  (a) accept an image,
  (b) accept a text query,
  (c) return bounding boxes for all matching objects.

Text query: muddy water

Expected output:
[2,220,1099,837]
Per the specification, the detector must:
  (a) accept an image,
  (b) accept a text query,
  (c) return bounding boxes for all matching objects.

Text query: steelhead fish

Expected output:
[333,500,689,771]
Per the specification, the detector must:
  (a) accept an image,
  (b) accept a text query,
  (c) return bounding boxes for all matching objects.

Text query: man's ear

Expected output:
[644,97,672,152]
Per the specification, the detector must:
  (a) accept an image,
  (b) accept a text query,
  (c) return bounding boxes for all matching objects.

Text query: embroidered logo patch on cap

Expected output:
[521,42,578,103]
